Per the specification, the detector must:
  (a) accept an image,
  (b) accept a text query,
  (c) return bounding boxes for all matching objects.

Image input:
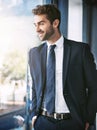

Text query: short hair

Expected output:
[32,4,61,25]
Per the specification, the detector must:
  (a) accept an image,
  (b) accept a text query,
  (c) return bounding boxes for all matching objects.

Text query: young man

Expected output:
[29,4,97,130]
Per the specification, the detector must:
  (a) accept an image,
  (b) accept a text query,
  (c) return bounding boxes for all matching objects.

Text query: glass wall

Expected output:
[0,0,42,129]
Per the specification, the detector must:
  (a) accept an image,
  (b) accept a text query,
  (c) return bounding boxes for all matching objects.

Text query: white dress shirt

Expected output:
[47,36,69,113]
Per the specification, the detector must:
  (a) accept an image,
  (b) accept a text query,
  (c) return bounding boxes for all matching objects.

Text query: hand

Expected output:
[85,122,90,130]
[32,116,37,128]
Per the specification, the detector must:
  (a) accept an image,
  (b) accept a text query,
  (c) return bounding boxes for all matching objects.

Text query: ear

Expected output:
[53,19,60,28]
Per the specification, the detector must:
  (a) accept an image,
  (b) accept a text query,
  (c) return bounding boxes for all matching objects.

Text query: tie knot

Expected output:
[50,45,56,51]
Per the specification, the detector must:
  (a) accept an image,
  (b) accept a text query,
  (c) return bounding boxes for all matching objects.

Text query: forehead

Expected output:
[33,14,48,23]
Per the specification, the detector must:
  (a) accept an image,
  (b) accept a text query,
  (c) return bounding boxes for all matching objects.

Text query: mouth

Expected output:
[38,32,44,38]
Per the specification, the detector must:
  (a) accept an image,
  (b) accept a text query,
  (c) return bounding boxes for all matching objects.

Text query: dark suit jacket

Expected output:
[29,38,97,125]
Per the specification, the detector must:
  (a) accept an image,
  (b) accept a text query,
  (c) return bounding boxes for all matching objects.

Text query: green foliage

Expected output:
[0,50,27,83]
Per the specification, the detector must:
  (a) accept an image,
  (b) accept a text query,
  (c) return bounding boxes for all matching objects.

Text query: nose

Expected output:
[35,25,40,32]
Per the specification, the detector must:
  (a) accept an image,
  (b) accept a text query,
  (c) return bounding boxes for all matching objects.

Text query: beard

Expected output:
[38,25,55,41]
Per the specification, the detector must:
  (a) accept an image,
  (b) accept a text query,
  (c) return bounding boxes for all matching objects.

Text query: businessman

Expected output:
[29,4,97,130]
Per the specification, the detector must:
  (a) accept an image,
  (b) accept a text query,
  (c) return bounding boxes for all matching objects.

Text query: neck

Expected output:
[47,31,61,44]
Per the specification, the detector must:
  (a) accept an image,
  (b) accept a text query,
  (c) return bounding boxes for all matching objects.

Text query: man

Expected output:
[29,4,97,130]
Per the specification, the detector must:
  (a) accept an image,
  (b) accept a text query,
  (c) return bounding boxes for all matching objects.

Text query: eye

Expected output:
[40,22,45,25]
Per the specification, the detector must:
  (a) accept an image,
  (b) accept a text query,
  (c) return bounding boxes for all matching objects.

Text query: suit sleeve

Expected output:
[83,44,97,125]
[28,49,37,119]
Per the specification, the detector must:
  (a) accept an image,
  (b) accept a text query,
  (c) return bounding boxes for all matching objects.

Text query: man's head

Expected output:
[32,4,61,42]
[32,4,60,26]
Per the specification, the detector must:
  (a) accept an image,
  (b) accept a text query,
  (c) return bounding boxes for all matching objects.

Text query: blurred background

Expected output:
[0,0,42,130]
[0,0,97,130]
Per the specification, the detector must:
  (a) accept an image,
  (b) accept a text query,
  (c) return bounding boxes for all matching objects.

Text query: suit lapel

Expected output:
[40,43,47,96]
[63,39,71,91]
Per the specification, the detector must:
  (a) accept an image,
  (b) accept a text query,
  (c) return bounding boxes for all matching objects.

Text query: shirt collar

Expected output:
[46,35,64,49]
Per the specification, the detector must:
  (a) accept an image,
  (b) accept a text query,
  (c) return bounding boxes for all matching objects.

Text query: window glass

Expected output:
[0,0,42,129]
[68,0,83,42]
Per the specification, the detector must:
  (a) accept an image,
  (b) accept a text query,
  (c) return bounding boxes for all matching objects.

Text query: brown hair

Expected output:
[32,4,61,26]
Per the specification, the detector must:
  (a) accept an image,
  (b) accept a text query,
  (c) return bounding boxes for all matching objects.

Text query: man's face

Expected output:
[33,14,55,41]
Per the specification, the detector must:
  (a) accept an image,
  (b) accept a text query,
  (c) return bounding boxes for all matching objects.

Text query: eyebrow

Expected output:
[34,20,45,25]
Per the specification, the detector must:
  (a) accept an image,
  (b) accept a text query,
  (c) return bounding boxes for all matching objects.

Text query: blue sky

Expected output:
[0,0,42,16]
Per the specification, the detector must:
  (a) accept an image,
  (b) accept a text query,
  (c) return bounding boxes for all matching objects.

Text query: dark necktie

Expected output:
[45,45,56,114]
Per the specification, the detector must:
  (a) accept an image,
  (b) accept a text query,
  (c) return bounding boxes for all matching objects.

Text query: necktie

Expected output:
[45,45,56,114]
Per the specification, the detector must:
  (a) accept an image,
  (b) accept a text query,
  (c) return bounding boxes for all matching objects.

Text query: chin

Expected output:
[40,38,45,41]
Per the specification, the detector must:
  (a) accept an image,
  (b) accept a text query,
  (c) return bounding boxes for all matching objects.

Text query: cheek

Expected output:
[39,26,46,31]
[45,23,52,30]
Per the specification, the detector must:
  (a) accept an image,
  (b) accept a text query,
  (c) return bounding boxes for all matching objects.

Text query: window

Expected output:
[68,0,83,41]
[0,0,42,129]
